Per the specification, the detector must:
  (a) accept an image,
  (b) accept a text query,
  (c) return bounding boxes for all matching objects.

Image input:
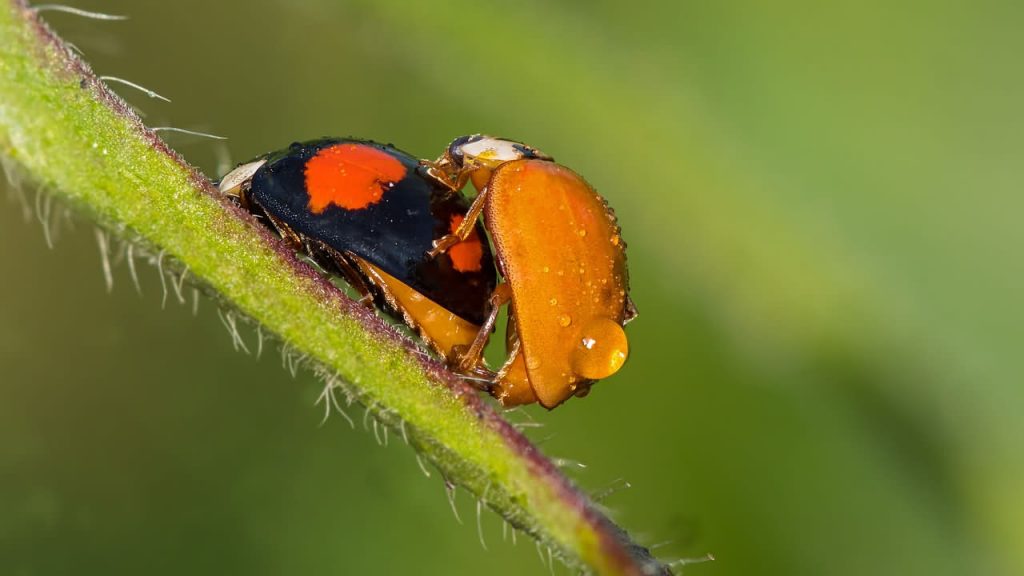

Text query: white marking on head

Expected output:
[449,136,552,171]
[460,137,531,163]
[217,159,267,196]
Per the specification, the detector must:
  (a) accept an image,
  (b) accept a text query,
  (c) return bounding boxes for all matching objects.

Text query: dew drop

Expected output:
[549,297,558,306]
[577,229,587,237]
[571,318,629,380]
[558,314,572,327]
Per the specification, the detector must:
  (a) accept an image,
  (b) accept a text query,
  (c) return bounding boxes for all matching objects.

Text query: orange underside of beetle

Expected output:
[486,159,630,408]
[355,260,481,360]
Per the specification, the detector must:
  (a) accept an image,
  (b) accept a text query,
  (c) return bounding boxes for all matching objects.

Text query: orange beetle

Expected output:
[426,136,637,408]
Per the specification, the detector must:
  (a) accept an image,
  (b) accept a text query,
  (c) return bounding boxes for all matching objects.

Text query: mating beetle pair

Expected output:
[218,136,635,409]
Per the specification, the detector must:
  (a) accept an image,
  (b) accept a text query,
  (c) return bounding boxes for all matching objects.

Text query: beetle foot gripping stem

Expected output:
[454,371,500,396]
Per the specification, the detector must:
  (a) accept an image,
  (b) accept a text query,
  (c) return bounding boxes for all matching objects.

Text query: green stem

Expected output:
[0,2,670,574]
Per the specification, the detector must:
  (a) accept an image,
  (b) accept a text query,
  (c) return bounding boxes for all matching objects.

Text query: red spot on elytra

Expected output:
[304,143,406,212]
[448,214,483,273]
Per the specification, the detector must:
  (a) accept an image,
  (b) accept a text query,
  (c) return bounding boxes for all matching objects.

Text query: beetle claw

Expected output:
[428,234,458,259]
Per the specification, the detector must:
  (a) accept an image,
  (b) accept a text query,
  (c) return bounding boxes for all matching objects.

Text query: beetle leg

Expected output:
[427,188,489,259]
[422,159,470,193]
[310,243,376,308]
[623,295,639,324]
[454,283,512,373]
[454,367,500,395]
[334,254,377,307]
[490,338,541,406]
[259,209,305,251]
[256,208,377,307]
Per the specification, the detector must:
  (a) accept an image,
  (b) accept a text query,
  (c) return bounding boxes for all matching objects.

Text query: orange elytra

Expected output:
[426,135,637,408]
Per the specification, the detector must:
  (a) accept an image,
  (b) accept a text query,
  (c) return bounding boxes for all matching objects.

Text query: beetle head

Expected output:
[430,135,552,192]
[447,135,551,171]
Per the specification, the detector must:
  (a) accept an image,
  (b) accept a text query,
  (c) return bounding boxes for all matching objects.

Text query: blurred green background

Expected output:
[2,1,1021,574]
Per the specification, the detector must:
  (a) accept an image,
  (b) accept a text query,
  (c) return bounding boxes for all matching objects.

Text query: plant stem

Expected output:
[0,2,670,574]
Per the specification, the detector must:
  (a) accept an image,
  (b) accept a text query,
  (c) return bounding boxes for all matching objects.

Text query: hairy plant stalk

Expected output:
[0,2,670,574]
